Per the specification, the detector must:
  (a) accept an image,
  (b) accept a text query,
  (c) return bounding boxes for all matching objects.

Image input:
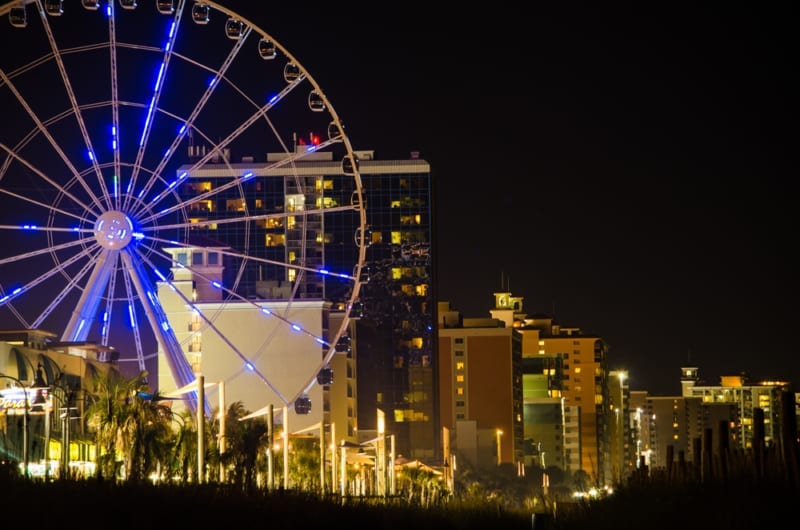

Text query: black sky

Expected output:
[217,4,797,396]
[3,3,790,396]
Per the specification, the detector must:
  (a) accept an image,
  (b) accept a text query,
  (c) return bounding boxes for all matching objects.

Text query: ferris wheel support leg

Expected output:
[62,249,114,342]
[120,250,207,416]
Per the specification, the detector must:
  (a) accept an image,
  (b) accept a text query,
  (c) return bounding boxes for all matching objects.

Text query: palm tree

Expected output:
[219,401,267,492]
[85,370,175,483]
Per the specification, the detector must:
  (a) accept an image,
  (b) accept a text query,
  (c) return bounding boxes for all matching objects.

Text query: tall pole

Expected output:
[330,422,336,490]
[22,388,28,477]
[319,421,325,494]
[43,399,50,481]
[196,373,205,484]
[63,387,72,478]
[496,429,503,466]
[389,434,396,495]
[282,405,289,490]
[267,404,274,489]
[218,381,226,482]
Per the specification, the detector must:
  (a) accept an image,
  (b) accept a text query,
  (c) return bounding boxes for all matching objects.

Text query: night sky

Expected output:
[222,4,795,396]
[2,3,794,397]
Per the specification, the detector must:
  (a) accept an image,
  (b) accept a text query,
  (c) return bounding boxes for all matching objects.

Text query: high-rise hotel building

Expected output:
[156,146,436,461]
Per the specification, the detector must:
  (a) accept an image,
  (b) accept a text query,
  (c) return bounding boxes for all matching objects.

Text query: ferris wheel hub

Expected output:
[94,210,134,250]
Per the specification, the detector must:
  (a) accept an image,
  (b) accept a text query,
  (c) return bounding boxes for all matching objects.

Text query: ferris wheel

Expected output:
[0,0,367,419]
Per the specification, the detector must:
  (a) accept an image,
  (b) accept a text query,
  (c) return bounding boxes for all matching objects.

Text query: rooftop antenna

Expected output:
[500,270,510,291]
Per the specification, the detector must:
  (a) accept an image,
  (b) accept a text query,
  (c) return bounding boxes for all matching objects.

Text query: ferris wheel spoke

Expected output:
[2,242,98,333]
[0,188,94,225]
[0,143,102,219]
[119,257,146,373]
[122,7,190,211]
[34,3,112,210]
[31,246,100,329]
[132,244,291,405]
[63,247,119,341]
[0,234,92,266]
[120,248,203,414]
[99,251,120,347]
[1,1,367,421]
[107,2,122,210]
[0,240,97,307]
[128,23,251,214]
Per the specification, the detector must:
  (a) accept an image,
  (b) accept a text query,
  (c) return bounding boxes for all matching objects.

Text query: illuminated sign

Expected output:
[0,388,50,415]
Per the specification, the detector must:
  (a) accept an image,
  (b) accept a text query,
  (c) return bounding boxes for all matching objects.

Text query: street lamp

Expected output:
[496,428,503,466]
[49,378,77,479]
[0,373,31,477]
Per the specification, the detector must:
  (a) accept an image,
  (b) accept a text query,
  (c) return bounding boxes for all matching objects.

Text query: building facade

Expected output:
[155,147,434,459]
[437,291,612,486]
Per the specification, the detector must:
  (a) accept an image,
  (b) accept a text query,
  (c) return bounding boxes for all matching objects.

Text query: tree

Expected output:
[85,370,174,483]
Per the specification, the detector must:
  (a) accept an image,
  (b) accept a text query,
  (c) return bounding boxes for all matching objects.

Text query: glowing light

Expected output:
[154,62,166,91]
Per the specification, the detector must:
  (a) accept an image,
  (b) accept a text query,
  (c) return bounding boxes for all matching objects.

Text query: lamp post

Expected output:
[163,376,228,483]
[496,428,503,466]
[0,373,31,477]
[29,365,49,478]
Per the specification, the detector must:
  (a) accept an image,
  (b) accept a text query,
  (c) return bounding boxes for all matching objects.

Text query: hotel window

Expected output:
[225,198,246,212]
[315,178,334,192]
[208,252,219,265]
[189,200,213,212]
[455,401,465,407]
[455,338,464,344]
[266,234,285,247]
[190,312,201,331]
[316,196,339,208]
[186,181,212,193]
[457,387,464,395]
[192,252,203,265]
[176,252,188,265]
[456,375,464,382]
[456,362,465,370]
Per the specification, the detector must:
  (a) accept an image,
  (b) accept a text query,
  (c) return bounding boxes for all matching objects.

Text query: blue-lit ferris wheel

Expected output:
[0,0,367,418]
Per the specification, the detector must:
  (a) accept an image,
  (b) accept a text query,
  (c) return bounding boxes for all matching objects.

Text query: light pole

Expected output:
[163,376,227,483]
[0,373,31,477]
[496,428,503,466]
